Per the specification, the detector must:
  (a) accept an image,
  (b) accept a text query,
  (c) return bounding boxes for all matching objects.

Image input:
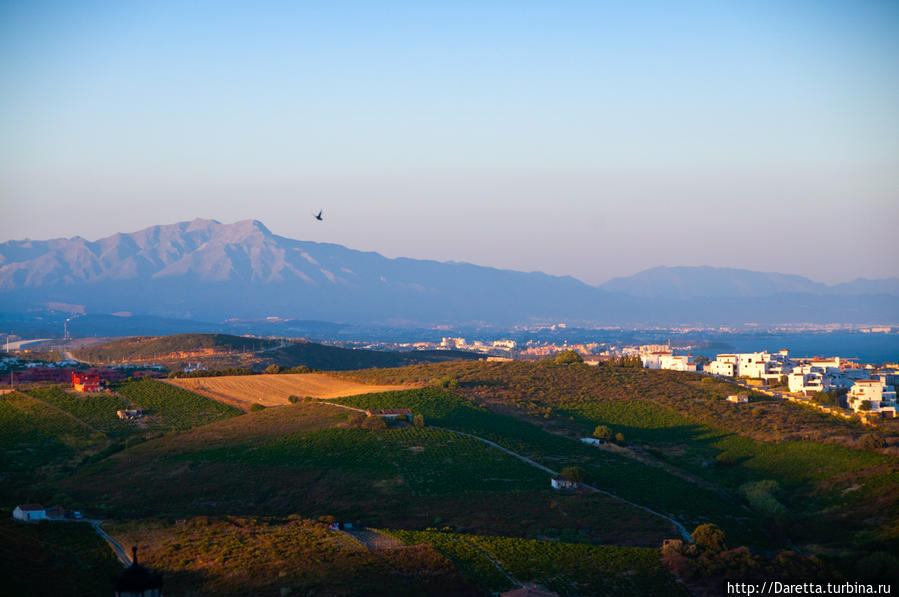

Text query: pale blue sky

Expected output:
[1,1,897,284]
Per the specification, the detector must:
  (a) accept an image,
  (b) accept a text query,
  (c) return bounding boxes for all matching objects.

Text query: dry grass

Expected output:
[166,373,413,410]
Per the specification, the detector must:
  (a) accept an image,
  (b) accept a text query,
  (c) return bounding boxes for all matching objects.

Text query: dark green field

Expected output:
[4,357,897,595]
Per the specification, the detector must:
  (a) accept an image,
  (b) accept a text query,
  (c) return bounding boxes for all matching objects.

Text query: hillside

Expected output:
[58,397,677,546]
[4,363,892,593]
[339,362,899,554]
[74,333,481,370]
[73,333,281,362]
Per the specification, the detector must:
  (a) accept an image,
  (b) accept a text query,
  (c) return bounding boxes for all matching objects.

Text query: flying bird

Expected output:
[313,210,323,221]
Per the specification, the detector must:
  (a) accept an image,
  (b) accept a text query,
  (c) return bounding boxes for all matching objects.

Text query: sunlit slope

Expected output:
[166,373,413,409]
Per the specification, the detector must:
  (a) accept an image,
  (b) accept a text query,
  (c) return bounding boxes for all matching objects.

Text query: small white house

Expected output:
[551,478,579,490]
[727,394,749,404]
[580,437,605,446]
[13,504,46,522]
[847,380,897,416]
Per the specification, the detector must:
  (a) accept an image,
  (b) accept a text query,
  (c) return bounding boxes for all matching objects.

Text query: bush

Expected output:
[288,395,300,404]
[614,432,625,444]
[858,433,886,451]
[264,364,281,375]
[554,350,583,365]
[430,376,459,389]
[362,415,387,430]
[560,466,585,483]
[412,414,425,427]
[249,403,266,412]
[347,411,365,427]
[692,523,727,554]
[593,425,612,440]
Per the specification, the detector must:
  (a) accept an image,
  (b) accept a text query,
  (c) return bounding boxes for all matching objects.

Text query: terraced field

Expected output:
[167,373,413,409]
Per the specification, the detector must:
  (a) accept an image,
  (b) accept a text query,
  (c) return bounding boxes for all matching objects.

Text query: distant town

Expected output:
[329,336,898,421]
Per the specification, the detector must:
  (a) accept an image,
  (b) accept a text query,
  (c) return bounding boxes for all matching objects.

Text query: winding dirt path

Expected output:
[318,400,692,542]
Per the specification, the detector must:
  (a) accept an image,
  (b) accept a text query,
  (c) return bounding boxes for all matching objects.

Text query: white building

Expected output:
[787,367,827,395]
[12,504,46,522]
[640,351,671,369]
[847,380,897,416]
[551,478,579,490]
[727,394,749,403]
[708,356,736,376]
[660,354,697,372]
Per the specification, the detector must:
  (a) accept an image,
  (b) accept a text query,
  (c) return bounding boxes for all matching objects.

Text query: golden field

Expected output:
[165,373,413,410]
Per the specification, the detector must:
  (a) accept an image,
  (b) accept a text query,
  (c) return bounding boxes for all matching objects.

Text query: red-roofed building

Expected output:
[72,371,100,393]
[365,408,413,421]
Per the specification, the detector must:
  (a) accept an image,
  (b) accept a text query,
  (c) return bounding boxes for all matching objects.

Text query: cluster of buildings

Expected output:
[638,346,898,418]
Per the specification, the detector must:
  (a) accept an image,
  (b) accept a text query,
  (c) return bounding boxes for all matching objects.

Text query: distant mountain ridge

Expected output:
[600,266,899,300]
[0,219,602,324]
[1,219,897,326]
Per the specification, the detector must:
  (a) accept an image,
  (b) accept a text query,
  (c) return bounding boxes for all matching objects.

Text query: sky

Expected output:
[1,0,897,285]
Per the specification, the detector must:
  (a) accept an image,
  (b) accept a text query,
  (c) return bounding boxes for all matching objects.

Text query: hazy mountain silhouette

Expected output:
[600,266,899,300]
[1,220,896,326]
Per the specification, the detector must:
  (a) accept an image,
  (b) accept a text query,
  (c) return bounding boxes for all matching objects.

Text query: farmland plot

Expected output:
[167,373,412,410]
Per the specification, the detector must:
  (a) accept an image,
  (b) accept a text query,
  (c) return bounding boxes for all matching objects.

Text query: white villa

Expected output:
[641,351,696,372]
[847,380,897,417]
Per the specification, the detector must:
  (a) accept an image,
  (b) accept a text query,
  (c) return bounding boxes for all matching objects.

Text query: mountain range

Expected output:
[0,219,896,327]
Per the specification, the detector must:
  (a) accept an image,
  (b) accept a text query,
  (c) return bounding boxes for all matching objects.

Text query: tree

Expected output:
[287,395,300,404]
[560,466,585,483]
[614,432,625,444]
[412,414,425,427]
[858,400,873,411]
[554,350,583,365]
[249,403,265,412]
[264,364,281,374]
[347,411,365,427]
[593,425,612,441]
[691,523,727,554]
[362,415,387,430]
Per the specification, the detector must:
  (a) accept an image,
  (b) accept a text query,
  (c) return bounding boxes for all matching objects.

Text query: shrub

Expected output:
[287,395,300,404]
[692,523,727,554]
[264,364,281,375]
[614,432,625,444]
[858,433,886,451]
[593,425,612,440]
[554,350,583,365]
[412,414,425,427]
[560,466,585,483]
[362,415,387,430]
[249,403,266,412]
[347,411,365,427]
